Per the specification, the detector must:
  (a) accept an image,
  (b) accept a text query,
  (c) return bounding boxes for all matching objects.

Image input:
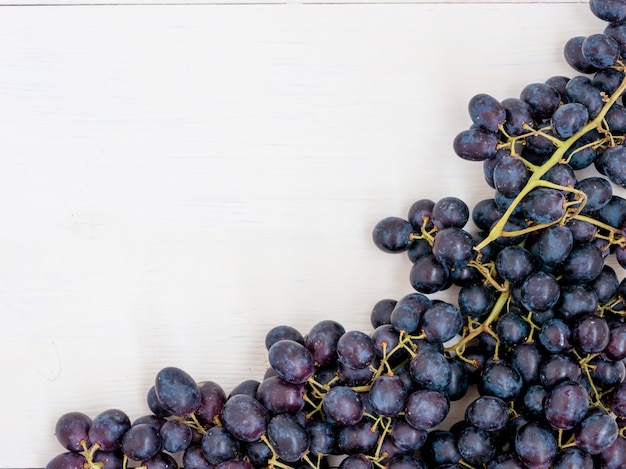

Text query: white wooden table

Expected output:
[0,1,621,467]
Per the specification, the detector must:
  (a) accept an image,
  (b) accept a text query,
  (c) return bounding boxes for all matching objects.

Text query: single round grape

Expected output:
[337,359,377,386]
[453,128,498,161]
[264,325,304,350]
[147,385,171,418]
[493,156,530,199]
[201,426,241,465]
[420,301,463,344]
[370,299,396,328]
[46,452,88,469]
[595,145,626,187]
[555,284,598,322]
[256,375,306,414]
[339,454,374,469]
[495,312,529,347]
[576,177,613,213]
[564,36,598,74]
[336,420,380,455]
[573,314,610,353]
[582,33,621,68]
[539,318,572,354]
[605,322,626,361]
[408,198,435,230]
[495,245,534,285]
[407,238,431,263]
[501,98,535,136]
[195,381,226,426]
[154,367,201,418]
[268,339,315,384]
[468,93,506,132]
[553,447,594,469]
[522,384,548,421]
[575,408,619,455]
[431,196,469,230]
[306,420,335,457]
[598,435,626,469]
[409,255,449,294]
[465,395,509,433]
[386,454,426,469]
[446,358,469,401]
[472,198,503,232]
[404,389,449,430]
[368,374,407,417]
[228,379,260,399]
[88,408,131,452]
[457,425,495,465]
[337,330,376,370]
[391,418,428,453]
[591,0,626,22]
[539,353,582,389]
[479,361,523,402]
[160,419,193,454]
[121,423,161,461]
[536,224,573,267]
[372,216,414,253]
[322,386,363,426]
[589,355,626,388]
[594,195,626,228]
[409,348,451,392]
[514,422,558,469]
[521,187,566,224]
[267,413,309,463]
[509,342,544,385]
[54,411,92,452]
[458,283,495,320]
[390,292,431,334]
[520,271,560,313]
[605,19,626,54]
[521,82,562,120]
[305,319,345,368]
[183,445,214,469]
[561,242,604,284]
[432,227,475,270]
[606,102,626,134]
[220,394,269,443]
[544,380,589,431]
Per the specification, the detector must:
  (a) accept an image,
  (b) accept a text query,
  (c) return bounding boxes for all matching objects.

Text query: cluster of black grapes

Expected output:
[45,1,626,469]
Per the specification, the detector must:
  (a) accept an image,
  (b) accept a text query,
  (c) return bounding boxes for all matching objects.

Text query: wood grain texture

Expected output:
[0,2,622,468]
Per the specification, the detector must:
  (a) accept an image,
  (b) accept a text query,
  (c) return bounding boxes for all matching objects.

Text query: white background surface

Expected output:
[0,1,624,467]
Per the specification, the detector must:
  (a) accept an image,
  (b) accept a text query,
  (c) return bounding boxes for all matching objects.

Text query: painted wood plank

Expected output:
[0,2,621,467]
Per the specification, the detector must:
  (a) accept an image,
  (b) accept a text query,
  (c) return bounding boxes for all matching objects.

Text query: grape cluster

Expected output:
[45,1,626,469]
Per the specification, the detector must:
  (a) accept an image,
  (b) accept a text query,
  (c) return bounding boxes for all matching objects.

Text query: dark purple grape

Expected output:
[546,75,570,99]
[595,145,626,187]
[431,196,469,230]
[552,101,588,138]
[593,195,626,228]
[605,322,626,361]
[611,382,626,418]
[468,93,506,132]
[305,319,345,368]
[520,82,561,120]
[46,452,88,469]
[201,426,241,465]
[493,156,530,199]
[370,299,396,328]
[133,415,166,432]
[407,238,431,263]
[92,450,124,469]
[267,413,309,462]
[368,374,407,417]
[576,177,613,212]
[142,451,178,469]
[605,19,626,54]
[589,355,626,388]
[565,218,597,243]
[566,75,605,118]
[422,430,461,468]
[322,386,363,426]
[264,325,304,350]
[453,128,498,161]
[268,339,315,384]
[339,454,374,469]
[606,102,626,133]
[256,375,305,414]
[465,395,509,433]
[390,293,431,334]
[509,342,544,385]
[582,33,620,69]
[458,283,495,320]
[457,425,495,465]
[561,242,604,283]
[543,162,577,191]
[54,411,92,452]
[404,389,449,430]
[432,227,474,269]
[385,454,426,469]
[390,417,428,453]
[306,420,335,457]
[520,271,560,313]
[337,360,377,387]
[183,445,213,469]
[228,379,259,399]
[370,324,400,359]
[420,301,463,344]
[147,386,171,418]
[220,394,268,443]
[573,314,610,353]
[195,380,226,426]
[522,384,548,420]
[539,354,582,389]
[408,198,435,231]
[514,422,558,469]
[495,312,529,347]
[543,380,589,430]
[121,423,161,461]
[160,419,193,454]
[564,36,599,74]
[598,435,626,469]
[501,98,535,136]
[521,187,566,224]
[479,360,523,402]
[472,198,503,232]
[409,255,449,294]
[495,245,534,285]
[409,348,451,392]
[575,408,619,455]
[555,284,598,322]
[553,447,594,469]
[88,409,131,452]
[372,217,414,253]
[336,330,376,370]
[446,358,469,401]
[539,318,572,354]
[337,420,380,455]
[536,224,573,267]
[154,367,201,418]
[591,0,626,22]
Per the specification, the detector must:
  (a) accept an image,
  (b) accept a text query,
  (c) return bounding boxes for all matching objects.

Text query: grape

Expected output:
[336,330,376,370]
[390,418,427,453]
[256,375,306,414]
[159,419,193,454]
[368,375,407,417]
[305,319,345,367]
[572,314,610,353]
[598,435,626,469]
[372,216,414,253]
[465,396,509,433]
[154,367,201,418]
[554,284,598,322]
[566,76,605,118]
[337,420,380,455]
[54,411,92,452]
[306,420,335,457]
[421,431,461,468]
[495,245,534,285]
[264,325,305,350]
[268,339,315,384]
[561,242,605,283]
[420,301,463,344]
[595,144,626,187]
[493,156,530,199]
[404,389,449,430]
[142,451,179,469]
[339,454,374,469]
[267,413,309,462]
[409,254,449,294]
[390,293,431,334]
[514,422,558,469]
[196,380,226,426]
[431,227,475,269]
[468,93,506,132]
[45,452,88,469]
[520,271,560,313]
[228,379,260,399]
[479,360,523,402]
[553,447,594,469]
[121,423,161,461]
[582,33,621,68]
[539,318,572,353]
[536,224,573,267]
[322,386,363,426]
[575,408,619,454]
[201,426,241,465]
[501,98,535,136]
[520,82,561,120]
[590,0,626,22]
[564,36,598,74]
[220,394,268,443]
[183,445,214,469]
[544,380,589,430]
[88,409,131,452]
[370,299,396,329]
[457,425,495,465]
[409,348,451,392]
[453,128,498,161]
[521,187,566,224]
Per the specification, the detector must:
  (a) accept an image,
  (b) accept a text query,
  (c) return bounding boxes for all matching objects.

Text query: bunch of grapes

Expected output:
[46,1,626,468]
